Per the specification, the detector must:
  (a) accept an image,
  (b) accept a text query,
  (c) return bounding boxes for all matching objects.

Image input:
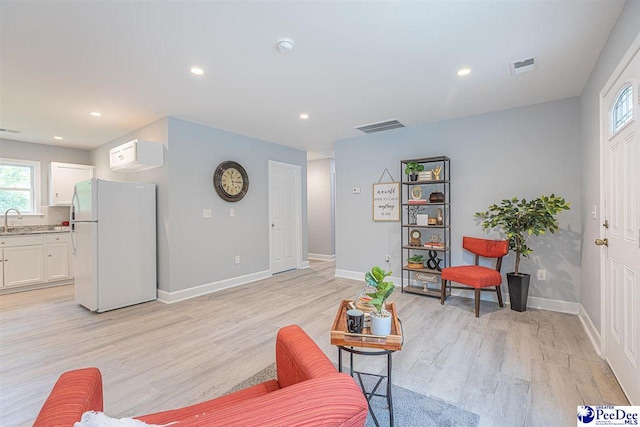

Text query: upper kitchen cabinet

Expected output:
[49,162,94,206]
[109,139,163,172]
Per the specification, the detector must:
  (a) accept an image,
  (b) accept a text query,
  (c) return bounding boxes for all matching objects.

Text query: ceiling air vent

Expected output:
[0,128,22,134]
[510,57,536,76]
[355,119,405,134]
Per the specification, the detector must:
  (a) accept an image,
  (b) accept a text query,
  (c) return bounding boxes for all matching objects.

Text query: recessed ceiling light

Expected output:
[299,113,309,120]
[89,111,101,117]
[190,67,204,75]
[54,136,63,140]
[457,68,471,76]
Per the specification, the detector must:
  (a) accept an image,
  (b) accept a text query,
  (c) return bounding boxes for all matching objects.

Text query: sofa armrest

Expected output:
[34,367,103,427]
[275,325,337,388]
[176,373,368,427]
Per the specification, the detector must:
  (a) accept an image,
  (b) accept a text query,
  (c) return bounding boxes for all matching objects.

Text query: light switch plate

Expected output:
[203,209,212,218]
[230,208,235,217]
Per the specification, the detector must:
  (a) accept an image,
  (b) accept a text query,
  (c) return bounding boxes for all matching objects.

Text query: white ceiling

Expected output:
[0,1,625,153]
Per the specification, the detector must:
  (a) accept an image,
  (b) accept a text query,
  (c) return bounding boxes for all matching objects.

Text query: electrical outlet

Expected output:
[537,270,546,281]
[203,209,212,218]
[385,255,390,262]
[352,187,361,194]
[230,208,235,217]
[235,255,240,264]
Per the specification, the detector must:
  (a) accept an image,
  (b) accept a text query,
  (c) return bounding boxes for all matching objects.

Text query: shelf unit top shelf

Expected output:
[401,156,450,163]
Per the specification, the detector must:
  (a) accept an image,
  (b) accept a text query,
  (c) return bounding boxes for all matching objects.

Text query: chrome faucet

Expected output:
[3,208,23,232]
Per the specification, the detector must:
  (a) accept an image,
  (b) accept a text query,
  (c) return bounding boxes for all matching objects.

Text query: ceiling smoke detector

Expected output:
[276,38,295,53]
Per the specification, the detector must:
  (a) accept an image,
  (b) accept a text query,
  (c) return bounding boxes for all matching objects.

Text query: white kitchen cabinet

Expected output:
[50,162,94,206]
[2,245,44,287]
[109,139,163,172]
[0,234,72,290]
[45,234,70,281]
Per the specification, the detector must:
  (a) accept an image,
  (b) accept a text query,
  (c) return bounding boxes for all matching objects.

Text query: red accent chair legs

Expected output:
[440,237,509,317]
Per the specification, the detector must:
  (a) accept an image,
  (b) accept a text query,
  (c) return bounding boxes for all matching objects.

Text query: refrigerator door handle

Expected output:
[70,188,78,256]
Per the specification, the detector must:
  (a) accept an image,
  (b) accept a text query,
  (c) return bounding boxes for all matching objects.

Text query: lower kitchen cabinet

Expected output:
[0,233,72,290]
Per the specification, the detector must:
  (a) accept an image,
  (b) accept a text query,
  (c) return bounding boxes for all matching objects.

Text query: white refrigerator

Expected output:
[71,179,157,312]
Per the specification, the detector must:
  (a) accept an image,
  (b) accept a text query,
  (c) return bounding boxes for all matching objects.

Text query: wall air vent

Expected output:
[0,128,22,134]
[510,57,536,76]
[355,119,405,134]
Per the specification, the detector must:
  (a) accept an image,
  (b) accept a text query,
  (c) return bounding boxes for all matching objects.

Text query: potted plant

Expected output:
[404,162,424,181]
[474,195,570,312]
[365,266,395,335]
[407,254,425,269]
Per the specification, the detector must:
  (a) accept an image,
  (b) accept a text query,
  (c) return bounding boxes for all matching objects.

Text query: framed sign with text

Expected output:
[372,182,400,222]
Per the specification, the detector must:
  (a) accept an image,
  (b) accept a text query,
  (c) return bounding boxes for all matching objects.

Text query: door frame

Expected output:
[268,160,303,274]
[599,31,640,357]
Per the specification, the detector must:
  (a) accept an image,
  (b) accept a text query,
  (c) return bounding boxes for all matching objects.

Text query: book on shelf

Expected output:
[424,242,445,248]
[408,199,427,205]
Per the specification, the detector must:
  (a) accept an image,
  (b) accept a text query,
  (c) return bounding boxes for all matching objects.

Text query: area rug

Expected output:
[224,363,480,427]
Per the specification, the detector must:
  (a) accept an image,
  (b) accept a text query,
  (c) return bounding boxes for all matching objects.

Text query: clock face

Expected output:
[411,230,421,239]
[214,161,249,202]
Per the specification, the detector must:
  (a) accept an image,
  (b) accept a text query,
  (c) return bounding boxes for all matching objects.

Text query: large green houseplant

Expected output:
[474,194,570,311]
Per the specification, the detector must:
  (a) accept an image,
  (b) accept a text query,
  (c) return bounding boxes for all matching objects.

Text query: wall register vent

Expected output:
[0,128,22,134]
[355,119,405,134]
[510,57,536,76]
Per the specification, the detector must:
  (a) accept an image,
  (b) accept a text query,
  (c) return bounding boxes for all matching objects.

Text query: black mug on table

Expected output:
[347,309,364,333]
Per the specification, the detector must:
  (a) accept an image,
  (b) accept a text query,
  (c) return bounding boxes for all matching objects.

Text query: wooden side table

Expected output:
[330,300,403,427]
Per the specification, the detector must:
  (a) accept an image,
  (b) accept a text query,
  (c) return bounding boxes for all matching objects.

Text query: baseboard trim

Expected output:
[158,270,272,304]
[0,279,73,295]
[308,253,336,262]
[578,304,602,356]
[336,268,579,314]
[300,260,310,269]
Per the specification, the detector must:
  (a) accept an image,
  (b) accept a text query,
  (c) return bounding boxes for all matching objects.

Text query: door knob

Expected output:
[272,223,275,227]
[595,238,608,247]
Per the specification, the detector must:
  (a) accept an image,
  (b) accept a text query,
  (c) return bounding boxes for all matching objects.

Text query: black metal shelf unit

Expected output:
[400,156,451,298]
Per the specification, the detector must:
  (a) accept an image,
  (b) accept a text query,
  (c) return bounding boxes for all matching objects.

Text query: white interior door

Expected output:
[601,36,640,405]
[269,161,301,274]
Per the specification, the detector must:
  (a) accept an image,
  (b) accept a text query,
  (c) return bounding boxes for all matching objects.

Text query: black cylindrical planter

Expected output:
[507,273,530,312]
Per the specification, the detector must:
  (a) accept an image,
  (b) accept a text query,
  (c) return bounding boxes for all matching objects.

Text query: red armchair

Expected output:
[34,325,368,426]
[441,236,509,317]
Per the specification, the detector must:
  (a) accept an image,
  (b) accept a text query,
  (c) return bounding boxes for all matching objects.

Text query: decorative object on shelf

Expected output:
[404,162,424,181]
[430,233,442,243]
[432,165,442,180]
[213,161,249,202]
[418,170,432,181]
[407,205,421,224]
[416,271,439,292]
[411,186,423,200]
[435,208,444,225]
[475,194,570,312]
[425,250,442,271]
[365,266,395,336]
[416,214,429,226]
[428,217,437,225]
[429,191,445,203]
[409,229,422,246]
[373,169,400,222]
[407,254,425,269]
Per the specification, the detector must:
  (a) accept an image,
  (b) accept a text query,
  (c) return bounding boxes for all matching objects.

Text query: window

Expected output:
[0,158,41,214]
[611,85,634,134]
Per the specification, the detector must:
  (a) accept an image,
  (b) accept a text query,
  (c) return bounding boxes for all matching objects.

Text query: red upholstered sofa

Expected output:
[34,325,368,426]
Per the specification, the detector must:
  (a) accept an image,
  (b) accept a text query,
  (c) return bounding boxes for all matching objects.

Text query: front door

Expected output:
[601,35,640,405]
[269,161,301,274]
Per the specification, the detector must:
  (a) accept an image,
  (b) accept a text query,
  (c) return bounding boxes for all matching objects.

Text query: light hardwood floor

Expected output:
[0,261,628,426]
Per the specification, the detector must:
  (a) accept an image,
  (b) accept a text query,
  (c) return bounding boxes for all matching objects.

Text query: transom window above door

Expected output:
[611,84,634,135]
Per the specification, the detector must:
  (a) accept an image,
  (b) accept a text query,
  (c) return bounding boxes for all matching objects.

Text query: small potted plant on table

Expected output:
[407,254,425,269]
[474,194,570,312]
[365,266,395,335]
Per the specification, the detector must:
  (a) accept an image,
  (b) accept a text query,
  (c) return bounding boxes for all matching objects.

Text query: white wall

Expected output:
[307,158,335,258]
[335,97,582,304]
[579,0,640,332]
[0,137,92,225]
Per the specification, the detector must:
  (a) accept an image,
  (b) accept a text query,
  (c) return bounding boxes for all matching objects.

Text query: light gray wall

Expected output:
[90,118,170,291]
[166,117,308,292]
[579,0,640,332]
[0,137,91,207]
[336,97,582,303]
[308,158,335,256]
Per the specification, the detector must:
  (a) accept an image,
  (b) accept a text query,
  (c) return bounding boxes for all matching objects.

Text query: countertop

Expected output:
[0,226,70,237]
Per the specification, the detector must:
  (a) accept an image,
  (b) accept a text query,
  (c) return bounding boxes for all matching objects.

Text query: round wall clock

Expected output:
[213,161,249,202]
